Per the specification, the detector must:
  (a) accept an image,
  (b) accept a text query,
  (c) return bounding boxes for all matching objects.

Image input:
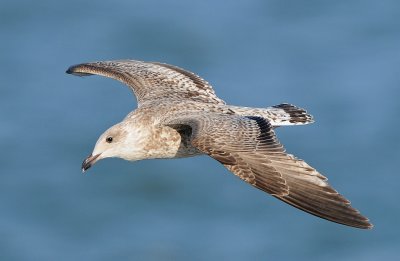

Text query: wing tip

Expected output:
[357,217,374,229]
[349,220,374,229]
[65,65,75,74]
[66,63,95,76]
[274,193,374,229]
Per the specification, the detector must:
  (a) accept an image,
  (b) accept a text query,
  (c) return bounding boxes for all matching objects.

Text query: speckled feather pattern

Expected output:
[67,60,372,229]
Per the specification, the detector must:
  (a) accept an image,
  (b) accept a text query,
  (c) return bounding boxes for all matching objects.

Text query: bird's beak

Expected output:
[82,153,101,173]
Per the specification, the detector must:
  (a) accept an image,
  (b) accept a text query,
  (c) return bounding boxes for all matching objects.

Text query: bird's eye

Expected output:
[106,136,113,143]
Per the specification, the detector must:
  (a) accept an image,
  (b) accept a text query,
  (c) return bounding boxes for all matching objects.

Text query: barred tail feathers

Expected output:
[228,103,314,127]
[270,103,314,126]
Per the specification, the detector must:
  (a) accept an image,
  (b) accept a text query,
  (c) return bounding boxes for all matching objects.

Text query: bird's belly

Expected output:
[173,144,203,158]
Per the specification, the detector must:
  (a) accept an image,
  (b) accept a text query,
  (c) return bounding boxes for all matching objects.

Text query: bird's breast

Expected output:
[143,126,202,159]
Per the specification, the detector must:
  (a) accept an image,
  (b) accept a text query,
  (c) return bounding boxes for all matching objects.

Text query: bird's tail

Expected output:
[228,103,314,127]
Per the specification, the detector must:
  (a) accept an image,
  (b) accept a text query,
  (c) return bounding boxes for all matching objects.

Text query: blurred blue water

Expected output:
[1,0,399,260]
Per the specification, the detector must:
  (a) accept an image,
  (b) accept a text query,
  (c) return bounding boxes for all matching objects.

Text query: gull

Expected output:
[66,60,372,229]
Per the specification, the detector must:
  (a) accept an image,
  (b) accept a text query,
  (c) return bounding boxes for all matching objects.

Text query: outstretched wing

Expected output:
[66,60,225,107]
[166,113,372,229]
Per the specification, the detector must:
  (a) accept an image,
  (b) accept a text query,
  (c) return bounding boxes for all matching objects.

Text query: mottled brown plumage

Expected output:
[67,60,372,229]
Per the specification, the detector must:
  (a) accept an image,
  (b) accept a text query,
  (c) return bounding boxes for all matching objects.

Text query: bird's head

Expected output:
[81,121,147,172]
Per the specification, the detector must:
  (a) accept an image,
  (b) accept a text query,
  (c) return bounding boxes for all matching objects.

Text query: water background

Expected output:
[1,0,399,260]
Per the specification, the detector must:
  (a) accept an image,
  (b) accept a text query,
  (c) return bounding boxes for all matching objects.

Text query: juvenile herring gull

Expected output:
[66,60,372,229]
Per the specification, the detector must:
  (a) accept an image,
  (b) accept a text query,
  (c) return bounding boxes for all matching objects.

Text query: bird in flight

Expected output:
[66,60,372,229]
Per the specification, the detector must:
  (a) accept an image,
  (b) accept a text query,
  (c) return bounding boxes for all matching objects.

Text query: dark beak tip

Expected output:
[81,153,100,173]
[81,160,91,173]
